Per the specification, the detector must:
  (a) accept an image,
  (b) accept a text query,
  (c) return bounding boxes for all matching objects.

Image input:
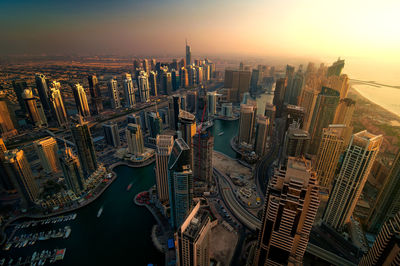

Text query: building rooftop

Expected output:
[182,208,210,240]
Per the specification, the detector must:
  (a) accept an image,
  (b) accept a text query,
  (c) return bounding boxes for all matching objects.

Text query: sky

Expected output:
[1,0,400,84]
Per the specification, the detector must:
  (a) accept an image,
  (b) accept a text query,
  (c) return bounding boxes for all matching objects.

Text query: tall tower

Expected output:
[88,75,103,115]
[185,40,191,66]
[327,58,345,77]
[22,89,47,127]
[297,87,319,132]
[308,87,340,154]
[175,201,212,266]
[323,130,382,230]
[12,80,28,112]
[333,98,355,127]
[59,147,86,195]
[156,135,174,203]
[49,81,68,128]
[368,151,400,233]
[148,112,163,139]
[360,212,400,265]
[168,95,181,131]
[138,71,150,103]
[108,79,121,109]
[207,91,217,117]
[254,157,319,266]
[168,138,193,229]
[0,95,17,138]
[3,149,39,205]
[102,122,120,148]
[70,116,98,178]
[0,138,14,191]
[273,77,287,117]
[72,83,90,117]
[254,116,270,157]
[35,73,50,111]
[238,103,257,145]
[34,137,60,174]
[193,130,214,184]
[180,67,189,88]
[178,110,196,148]
[126,123,144,156]
[123,73,136,108]
[149,71,158,96]
[315,124,351,190]
[281,122,310,164]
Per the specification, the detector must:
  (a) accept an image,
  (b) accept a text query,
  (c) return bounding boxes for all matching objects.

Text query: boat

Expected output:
[218,132,224,136]
[127,182,133,191]
[97,206,103,218]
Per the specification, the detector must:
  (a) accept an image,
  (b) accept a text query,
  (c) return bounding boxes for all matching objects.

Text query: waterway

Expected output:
[1,93,272,265]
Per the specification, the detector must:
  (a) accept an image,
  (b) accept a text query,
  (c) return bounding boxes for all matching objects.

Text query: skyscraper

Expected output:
[175,201,212,266]
[360,212,400,265]
[178,110,196,148]
[238,103,257,145]
[254,116,270,157]
[70,116,98,178]
[162,71,173,95]
[49,81,68,128]
[155,135,174,203]
[315,124,351,190]
[12,80,28,112]
[3,149,39,205]
[102,122,120,148]
[180,67,189,88]
[72,83,91,117]
[108,79,121,109]
[281,122,310,164]
[368,151,400,233]
[59,147,86,195]
[327,58,345,77]
[34,137,60,174]
[193,130,214,184]
[138,71,150,103]
[186,40,191,66]
[35,73,50,111]
[168,138,193,229]
[149,71,158,96]
[273,77,287,117]
[126,123,144,156]
[323,131,382,230]
[142,59,150,73]
[254,157,319,266]
[333,98,355,127]
[148,112,163,139]
[0,138,14,191]
[308,87,340,154]
[168,95,181,131]
[22,89,47,127]
[298,87,319,132]
[123,73,136,108]
[88,75,103,115]
[207,91,217,117]
[186,90,198,113]
[0,95,17,138]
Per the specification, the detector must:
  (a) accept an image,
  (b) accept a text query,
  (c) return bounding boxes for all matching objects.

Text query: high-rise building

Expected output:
[186,40,191,66]
[281,122,310,164]
[49,81,68,127]
[12,80,28,112]
[123,73,136,108]
[324,74,350,99]
[162,71,173,95]
[323,131,382,230]
[22,89,47,127]
[187,90,198,113]
[178,110,196,148]
[142,59,150,73]
[250,69,261,95]
[179,95,187,111]
[172,70,180,91]
[168,95,181,131]
[0,138,14,191]
[3,149,39,205]
[273,77,287,117]
[327,58,345,77]
[102,122,120,148]
[224,69,251,102]
[180,67,189,88]
[207,91,217,117]
[264,103,276,125]
[360,212,400,265]
[221,103,233,117]
[283,104,305,131]
[175,201,212,266]
[148,112,163,139]
[254,116,270,157]
[193,130,214,184]
[308,87,340,154]
[59,147,86,195]
[72,83,90,117]
[333,98,355,127]
[287,69,304,105]
[126,123,144,156]
[238,103,257,145]
[108,79,121,109]
[368,151,400,233]
[298,87,319,132]
[138,71,150,103]
[168,138,193,229]
[70,116,97,178]
[34,137,60,174]
[254,157,319,266]
[155,135,174,203]
[88,75,103,115]
[0,95,17,138]
[35,73,50,111]
[149,71,158,96]
[315,124,351,190]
